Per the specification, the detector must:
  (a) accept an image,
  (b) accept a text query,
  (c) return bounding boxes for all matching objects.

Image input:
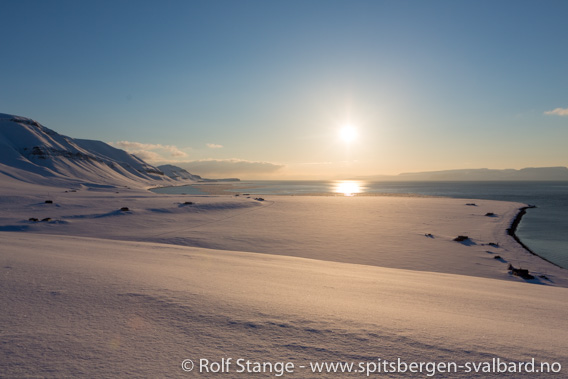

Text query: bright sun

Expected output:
[339,124,357,143]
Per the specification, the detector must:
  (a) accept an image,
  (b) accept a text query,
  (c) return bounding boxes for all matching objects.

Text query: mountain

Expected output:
[356,167,568,181]
[157,164,203,181]
[0,113,194,188]
[157,164,240,182]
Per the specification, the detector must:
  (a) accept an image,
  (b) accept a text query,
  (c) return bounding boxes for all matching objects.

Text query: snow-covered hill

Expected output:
[157,164,203,181]
[0,113,193,189]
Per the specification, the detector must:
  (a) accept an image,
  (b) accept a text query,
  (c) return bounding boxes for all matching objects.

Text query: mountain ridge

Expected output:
[354,167,568,181]
[0,113,193,188]
[157,164,203,181]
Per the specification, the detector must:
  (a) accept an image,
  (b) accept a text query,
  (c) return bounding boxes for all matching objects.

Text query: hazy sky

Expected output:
[2,0,567,179]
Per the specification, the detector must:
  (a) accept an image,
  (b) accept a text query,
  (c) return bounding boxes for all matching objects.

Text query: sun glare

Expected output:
[334,180,363,196]
[339,124,357,143]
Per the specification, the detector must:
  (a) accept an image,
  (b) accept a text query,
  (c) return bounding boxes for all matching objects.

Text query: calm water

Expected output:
[152,180,568,269]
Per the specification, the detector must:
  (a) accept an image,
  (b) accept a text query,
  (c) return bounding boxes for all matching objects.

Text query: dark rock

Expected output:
[120,207,130,212]
[508,264,535,280]
[485,212,496,217]
[453,235,469,242]
[29,218,39,222]
[45,200,53,204]
[41,218,52,222]
[465,203,477,206]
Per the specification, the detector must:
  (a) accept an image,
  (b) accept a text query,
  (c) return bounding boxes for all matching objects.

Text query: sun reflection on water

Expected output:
[333,180,364,196]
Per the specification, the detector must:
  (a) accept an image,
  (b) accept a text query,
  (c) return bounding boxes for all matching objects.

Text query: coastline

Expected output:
[508,205,564,269]
[148,181,568,271]
[162,182,444,198]
[177,180,568,270]
[4,178,565,285]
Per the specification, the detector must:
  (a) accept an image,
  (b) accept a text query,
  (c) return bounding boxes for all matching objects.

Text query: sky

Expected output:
[1,0,567,179]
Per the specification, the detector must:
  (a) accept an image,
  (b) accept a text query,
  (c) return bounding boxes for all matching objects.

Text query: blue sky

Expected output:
[2,0,567,178]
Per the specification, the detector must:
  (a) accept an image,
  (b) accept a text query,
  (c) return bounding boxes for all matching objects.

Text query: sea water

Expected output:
[152,180,568,269]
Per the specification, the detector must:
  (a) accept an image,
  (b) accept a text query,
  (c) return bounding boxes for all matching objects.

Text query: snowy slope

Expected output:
[0,113,191,188]
[2,232,567,377]
[157,164,203,181]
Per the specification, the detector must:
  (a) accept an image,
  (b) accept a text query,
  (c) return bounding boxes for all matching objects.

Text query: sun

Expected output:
[339,124,357,143]
[334,180,362,196]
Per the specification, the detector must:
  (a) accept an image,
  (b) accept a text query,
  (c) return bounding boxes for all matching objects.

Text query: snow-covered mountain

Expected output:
[0,113,194,188]
[157,164,203,181]
[158,164,240,182]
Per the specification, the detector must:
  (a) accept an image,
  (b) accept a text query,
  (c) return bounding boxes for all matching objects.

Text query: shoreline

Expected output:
[508,206,564,269]
[2,182,567,286]
[185,181,568,271]
[148,183,567,271]
[157,182,445,198]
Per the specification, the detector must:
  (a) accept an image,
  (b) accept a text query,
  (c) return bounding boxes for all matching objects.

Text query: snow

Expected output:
[0,114,195,188]
[158,164,203,181]
[1,182,567,377]
[1,114,567,377]
[2,231,567,377]
[2,190,564,284]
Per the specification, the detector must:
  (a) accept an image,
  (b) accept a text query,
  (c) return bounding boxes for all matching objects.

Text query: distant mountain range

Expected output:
[355,167,568,181]
[0,113,224,188]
